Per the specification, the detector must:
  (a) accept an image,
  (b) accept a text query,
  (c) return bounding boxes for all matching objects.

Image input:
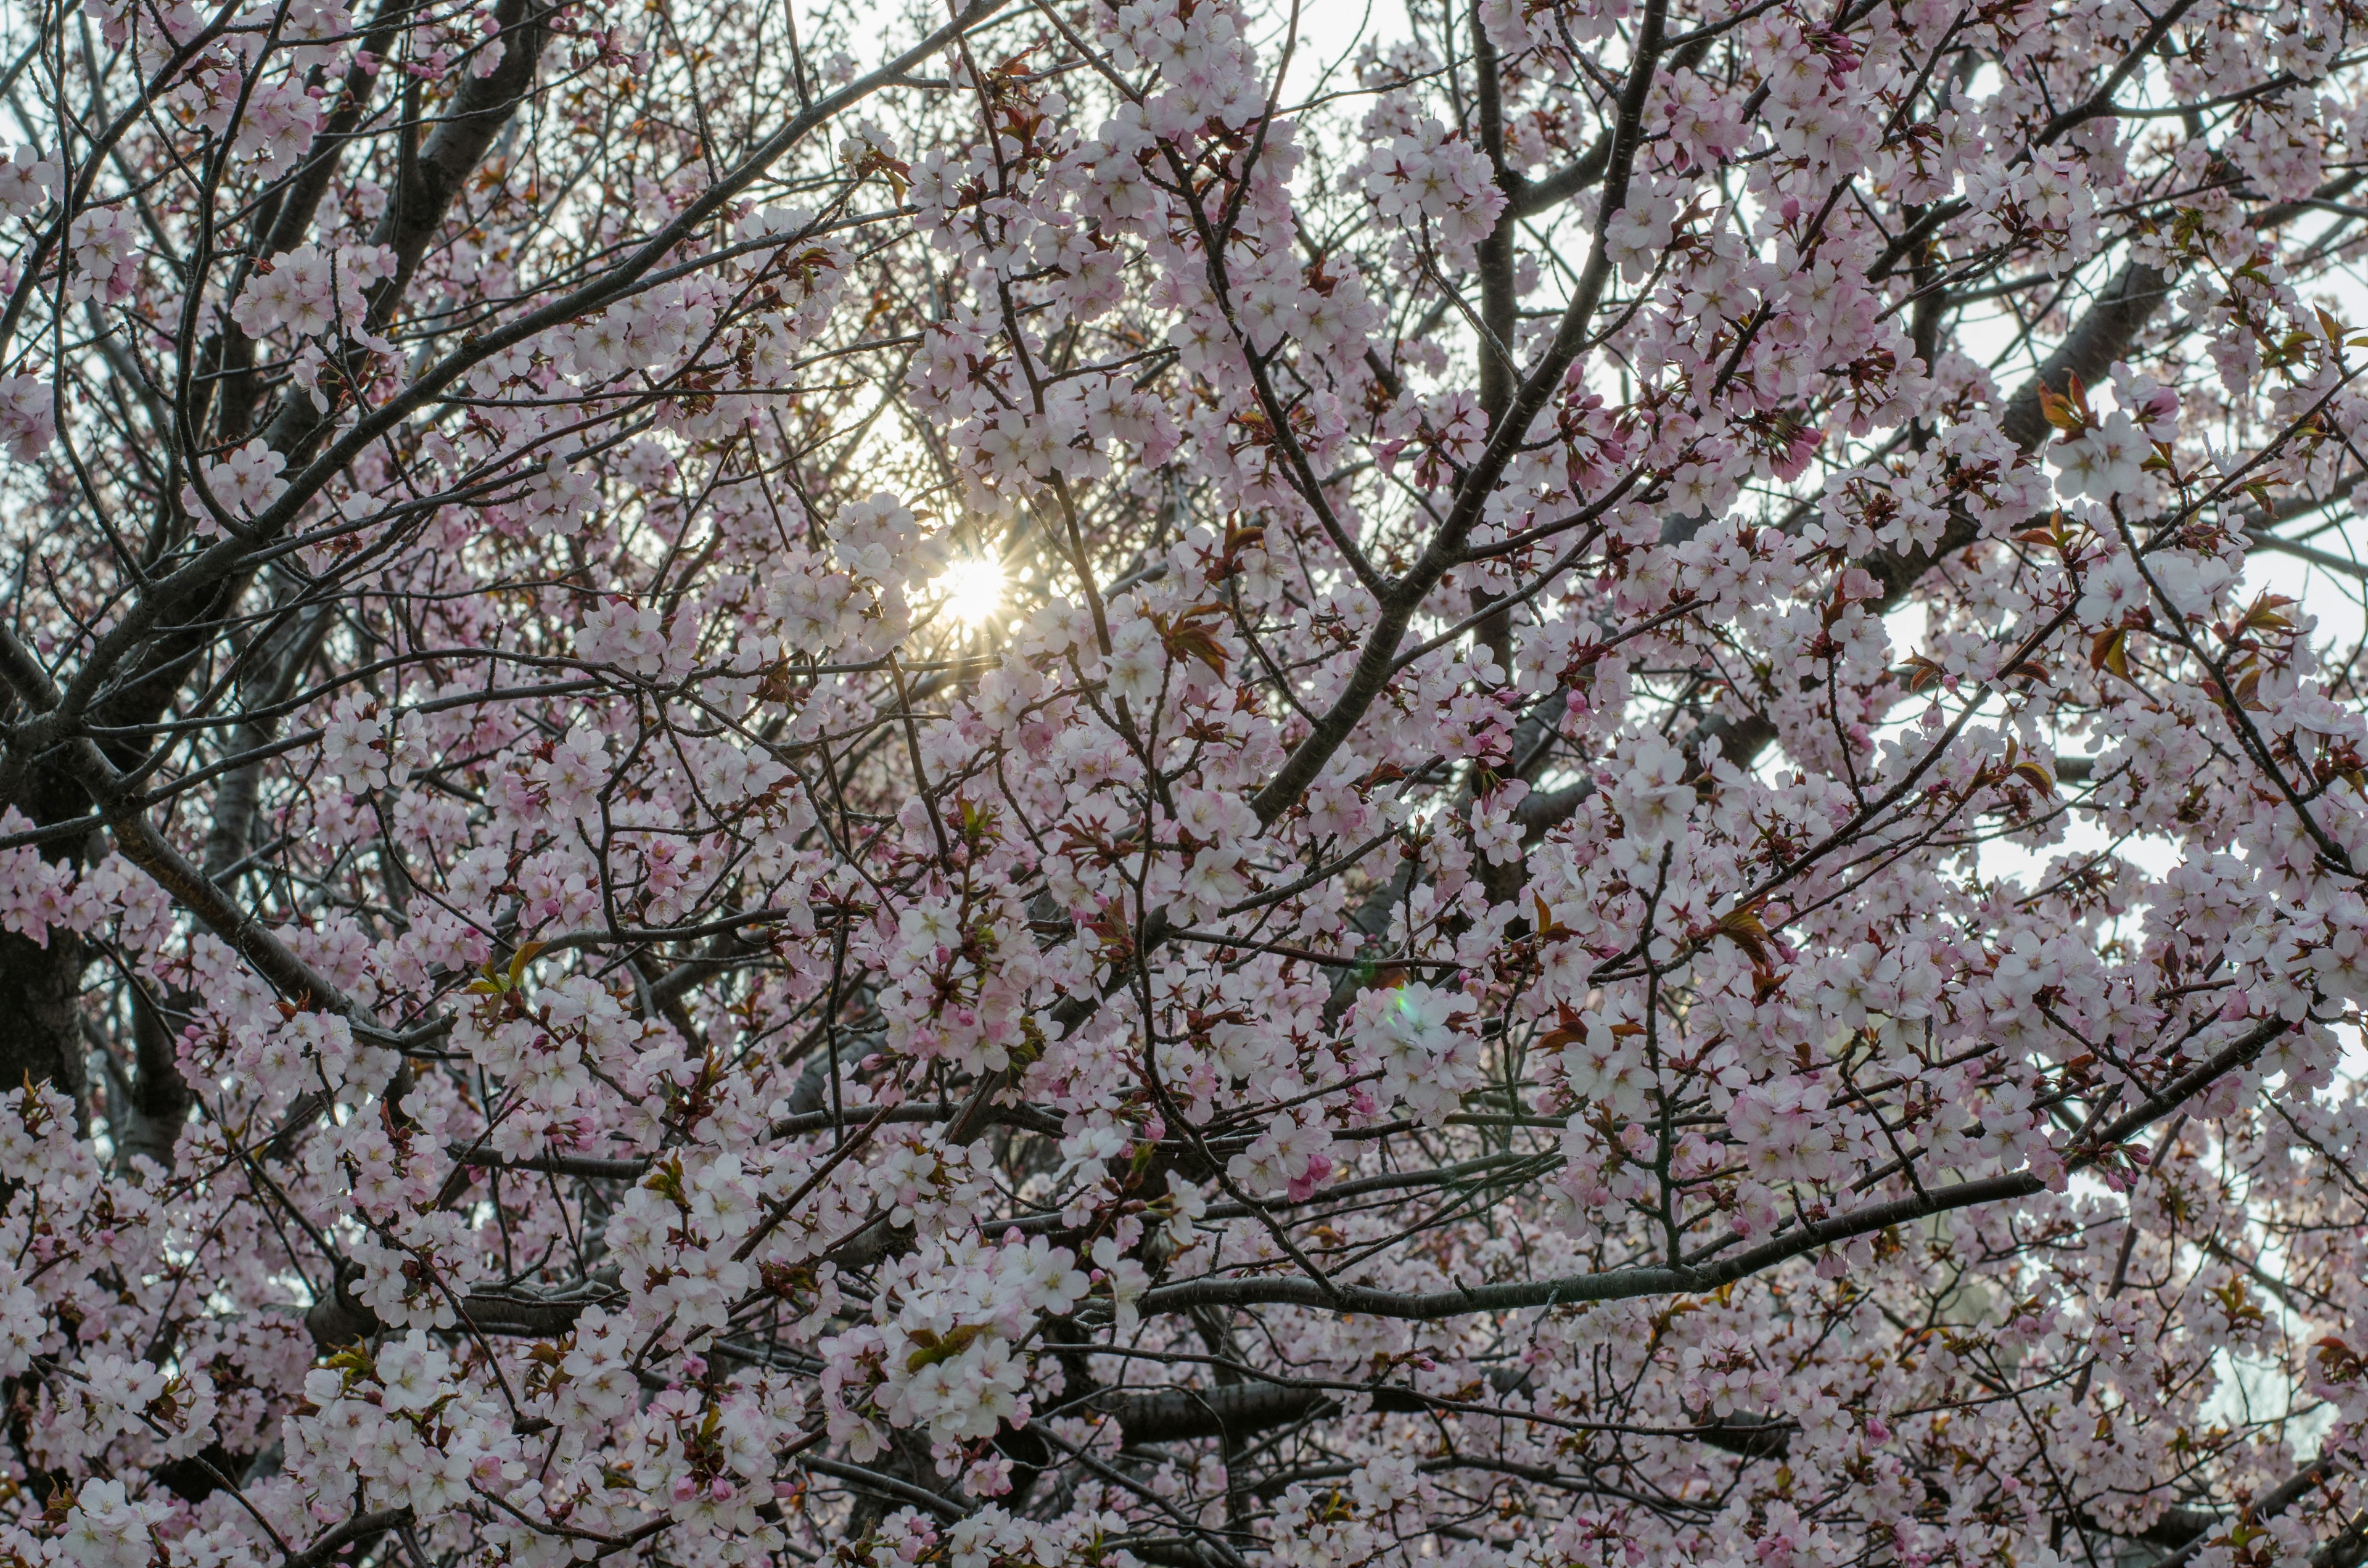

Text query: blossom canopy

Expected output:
[0,0,2365,1565]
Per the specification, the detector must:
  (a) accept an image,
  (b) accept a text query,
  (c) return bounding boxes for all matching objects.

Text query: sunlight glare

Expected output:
[935,556,1007,629]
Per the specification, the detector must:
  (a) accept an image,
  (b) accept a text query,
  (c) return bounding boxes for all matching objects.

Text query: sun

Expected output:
[935,556,1007,629]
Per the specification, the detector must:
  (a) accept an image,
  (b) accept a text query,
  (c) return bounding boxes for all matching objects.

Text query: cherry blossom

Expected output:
[0,0,2363,1564]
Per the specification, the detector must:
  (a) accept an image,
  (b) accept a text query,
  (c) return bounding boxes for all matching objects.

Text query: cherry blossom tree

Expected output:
[2,0,2368,1563]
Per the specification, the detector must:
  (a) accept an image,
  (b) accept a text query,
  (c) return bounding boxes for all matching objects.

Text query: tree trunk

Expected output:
[0,924,86,1127]
[119,988,194,1175]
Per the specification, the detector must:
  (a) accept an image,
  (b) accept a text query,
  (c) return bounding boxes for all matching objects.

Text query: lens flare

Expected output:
[935,556,1007,629]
